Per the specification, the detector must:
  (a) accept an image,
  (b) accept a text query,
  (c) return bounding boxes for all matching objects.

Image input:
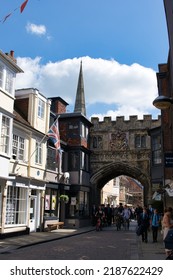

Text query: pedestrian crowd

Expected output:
[92,203,173,259]
[135,204,173,259]
[92,203,133,231]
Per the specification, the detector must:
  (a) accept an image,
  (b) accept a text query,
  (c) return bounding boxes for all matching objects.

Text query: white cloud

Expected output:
[26,22,46,36]
[15,56,159,120]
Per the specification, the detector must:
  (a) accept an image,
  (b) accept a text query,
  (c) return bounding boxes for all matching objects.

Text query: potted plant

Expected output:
[59,194,69,204]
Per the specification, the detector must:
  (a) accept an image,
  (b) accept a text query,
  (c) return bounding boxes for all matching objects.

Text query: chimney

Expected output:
[5,50,17,63]
[10,50,14,58]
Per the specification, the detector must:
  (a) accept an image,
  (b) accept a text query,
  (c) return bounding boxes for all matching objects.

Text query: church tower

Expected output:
[74,61,86,116]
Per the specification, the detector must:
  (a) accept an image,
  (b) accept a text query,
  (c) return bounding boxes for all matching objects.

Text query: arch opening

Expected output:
[90,162,151,206]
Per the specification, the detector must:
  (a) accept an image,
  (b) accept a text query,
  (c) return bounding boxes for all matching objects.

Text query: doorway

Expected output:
[29,195,37,232]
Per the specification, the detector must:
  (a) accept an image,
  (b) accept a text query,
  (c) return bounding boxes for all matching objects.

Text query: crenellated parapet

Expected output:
[91,114,161,131]
[90,114,161,155]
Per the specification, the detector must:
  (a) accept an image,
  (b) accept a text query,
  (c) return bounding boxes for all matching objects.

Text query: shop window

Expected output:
[5,186,27,225]
[66,191,89,218]
[44,189,59,217]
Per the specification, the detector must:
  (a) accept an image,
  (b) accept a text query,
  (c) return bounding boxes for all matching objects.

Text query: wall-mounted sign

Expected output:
[165,152,173,167]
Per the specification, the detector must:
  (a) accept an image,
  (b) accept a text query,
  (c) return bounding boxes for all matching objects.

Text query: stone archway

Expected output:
[90,161,151,206]
[89,115,161,208]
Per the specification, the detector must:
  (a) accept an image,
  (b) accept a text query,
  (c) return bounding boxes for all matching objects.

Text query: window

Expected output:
[35,141,42,164]
[92,136,102,149]
[81,123,88,139]
[66,190,89,218]
[47,147,57,171]
[0,63,3,88]
[12,134,25,161]
[68,151,79,170]
[5,68,14,94]
[38,98,44,119]
[44,189,59,217]
[135,135,146,148]
[81,151,89,171]
[0,115,10,154]
[0,63,14,95]
[5,186,27,225]
[152,134,162,165]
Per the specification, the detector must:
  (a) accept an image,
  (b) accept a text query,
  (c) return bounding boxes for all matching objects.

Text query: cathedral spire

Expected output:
[74,60,86,116]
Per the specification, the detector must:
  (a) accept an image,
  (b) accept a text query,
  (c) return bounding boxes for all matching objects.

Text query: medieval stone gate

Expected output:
[89,114,161,206]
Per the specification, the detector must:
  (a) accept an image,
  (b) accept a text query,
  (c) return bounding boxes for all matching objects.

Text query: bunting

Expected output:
[20,0,29,13]
[0,0,30,23]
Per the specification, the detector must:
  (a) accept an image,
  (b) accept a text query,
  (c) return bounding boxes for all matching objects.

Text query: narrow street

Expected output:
[0,221,165,260]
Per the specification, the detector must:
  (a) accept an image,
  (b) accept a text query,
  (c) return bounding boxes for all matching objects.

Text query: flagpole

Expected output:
[28,116,59,162]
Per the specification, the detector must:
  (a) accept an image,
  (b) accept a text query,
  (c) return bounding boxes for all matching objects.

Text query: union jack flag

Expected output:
[48,119,60,150]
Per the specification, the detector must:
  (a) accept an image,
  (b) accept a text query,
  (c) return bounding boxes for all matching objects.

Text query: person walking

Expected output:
[122,205,131,230]
[162,207,173,257]
[150,208,161,242]
[138,207,150,243]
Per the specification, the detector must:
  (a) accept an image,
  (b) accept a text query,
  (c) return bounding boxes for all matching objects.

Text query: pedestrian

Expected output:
[118,203,124,214]
[134,205,143,225]
[91,204,97,226]
[162,207,173,257]
[95,205,105,231]
[111,205,115,224]
[122,205,131,230]
[150,208,161,242]
[138,207,150,243]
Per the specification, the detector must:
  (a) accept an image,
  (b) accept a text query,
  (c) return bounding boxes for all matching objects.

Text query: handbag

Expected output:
[164,229,173,250]
[136,225,143,236]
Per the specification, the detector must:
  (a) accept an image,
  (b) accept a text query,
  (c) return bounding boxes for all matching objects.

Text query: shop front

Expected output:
[0,177,45,237]
[65,186,91,228]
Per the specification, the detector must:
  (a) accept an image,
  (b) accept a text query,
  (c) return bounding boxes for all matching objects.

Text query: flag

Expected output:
[20,0,29,13]
[48,119,61,150]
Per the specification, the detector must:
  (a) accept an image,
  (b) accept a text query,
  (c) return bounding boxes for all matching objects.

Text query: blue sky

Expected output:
[0,0,169,120]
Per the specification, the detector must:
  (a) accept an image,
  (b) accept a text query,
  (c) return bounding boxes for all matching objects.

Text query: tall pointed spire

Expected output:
[74,61,86,116]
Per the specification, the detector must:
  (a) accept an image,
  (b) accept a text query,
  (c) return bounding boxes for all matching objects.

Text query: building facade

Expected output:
[0,50,23,235]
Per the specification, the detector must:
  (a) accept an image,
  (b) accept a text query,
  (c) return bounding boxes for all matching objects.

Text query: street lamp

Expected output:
[152,95,173,210]
[153,95,173,110]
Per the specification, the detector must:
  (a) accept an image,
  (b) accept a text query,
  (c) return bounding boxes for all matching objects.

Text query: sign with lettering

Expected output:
[165,152,173,167]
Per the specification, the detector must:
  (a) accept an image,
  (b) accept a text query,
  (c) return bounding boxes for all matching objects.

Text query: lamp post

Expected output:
[153,95,173,210]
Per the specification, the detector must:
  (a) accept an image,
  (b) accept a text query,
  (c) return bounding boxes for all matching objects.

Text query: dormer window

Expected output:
[38,98,45,119]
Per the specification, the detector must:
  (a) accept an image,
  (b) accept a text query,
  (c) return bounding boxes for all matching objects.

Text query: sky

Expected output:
[0,0,169,120]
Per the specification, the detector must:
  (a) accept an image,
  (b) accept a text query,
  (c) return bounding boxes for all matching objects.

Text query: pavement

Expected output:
[0,220,166,259]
